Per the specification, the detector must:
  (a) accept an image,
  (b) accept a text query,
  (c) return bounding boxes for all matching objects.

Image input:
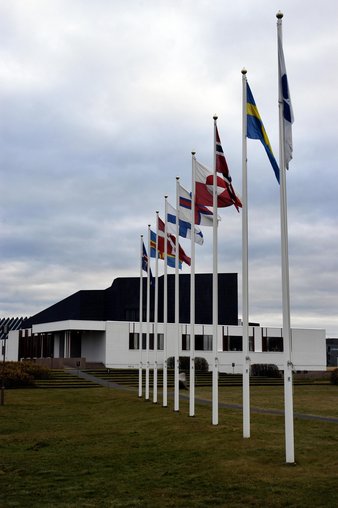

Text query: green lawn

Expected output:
[196,384,338,418]
[1,386,338,507]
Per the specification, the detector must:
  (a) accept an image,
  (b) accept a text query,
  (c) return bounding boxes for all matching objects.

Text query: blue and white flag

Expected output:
[278,28,294,169]
[166,201,204,245]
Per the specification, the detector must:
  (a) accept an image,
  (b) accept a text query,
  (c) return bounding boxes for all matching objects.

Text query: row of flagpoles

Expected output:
[138,12,295,463]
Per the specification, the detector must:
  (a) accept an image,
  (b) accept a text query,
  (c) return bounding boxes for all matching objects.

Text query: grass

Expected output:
[195,384,338,418]
[1,385,338,507]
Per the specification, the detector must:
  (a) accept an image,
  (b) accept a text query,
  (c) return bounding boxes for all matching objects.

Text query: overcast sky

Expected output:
[1,0,337,336]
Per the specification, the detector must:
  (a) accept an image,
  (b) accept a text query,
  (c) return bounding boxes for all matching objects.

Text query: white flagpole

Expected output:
[145,224,151,401]
[153,212,159,404]
[277,11,295,464]
[163,196,168,407]
[138,235,143,397]
[174,176,180,412]
[212,116,219,426]
[189,153,196,417]
[241,68,251,438]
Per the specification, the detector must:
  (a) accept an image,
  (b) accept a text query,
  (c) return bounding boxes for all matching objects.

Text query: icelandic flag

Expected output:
[278,29,294,169]
[246,82,280,183]
[166,201,204,245]
[179,182,214,227]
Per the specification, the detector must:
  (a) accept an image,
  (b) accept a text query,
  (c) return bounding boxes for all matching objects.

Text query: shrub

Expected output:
[330,368,338,385]
[2,362,34,388]
[21,362,51,380]
[1,362,51,388]
[251,363,281,378]
[167,356,209,372]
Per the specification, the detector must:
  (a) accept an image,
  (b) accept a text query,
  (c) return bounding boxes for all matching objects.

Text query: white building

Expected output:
[6,275,326,373]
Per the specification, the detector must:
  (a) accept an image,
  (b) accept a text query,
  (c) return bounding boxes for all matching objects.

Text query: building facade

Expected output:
[6,274,326,373]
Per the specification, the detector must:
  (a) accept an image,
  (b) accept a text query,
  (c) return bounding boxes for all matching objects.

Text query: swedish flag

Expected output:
[247,82,280,183]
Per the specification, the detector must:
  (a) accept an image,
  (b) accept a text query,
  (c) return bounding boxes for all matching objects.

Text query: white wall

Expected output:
[7,320,327,373]
[6,330,19,361]
[81,330,106,364]
[105,322,326,373]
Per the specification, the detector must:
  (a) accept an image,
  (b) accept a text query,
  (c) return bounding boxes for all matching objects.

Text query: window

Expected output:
[267,337,283,352]
[157,334,164,351]
[182,334,190,351]
[222,335,243,351]
[195,334,212,351]
[139,333,156,350]
[129,333,139,350]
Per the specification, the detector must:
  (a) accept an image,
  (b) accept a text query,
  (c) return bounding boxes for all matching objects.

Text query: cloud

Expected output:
[1,0,337,337]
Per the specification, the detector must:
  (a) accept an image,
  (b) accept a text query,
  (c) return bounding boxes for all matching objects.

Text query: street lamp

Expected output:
[1,323,9,406]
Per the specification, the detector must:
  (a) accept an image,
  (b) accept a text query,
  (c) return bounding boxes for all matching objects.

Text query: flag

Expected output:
[142,241,154,283]
[215,126,242,211]
[195,159,239,209]
[151,229,181,268]
[278,27,294,168]
[246,82,280,183]
[166,201,204,245]
[158,217,191,267]
[178,182,214,227]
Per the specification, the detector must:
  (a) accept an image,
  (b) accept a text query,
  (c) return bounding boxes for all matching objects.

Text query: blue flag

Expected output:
[142,241,154,284]
[246,82,280,183]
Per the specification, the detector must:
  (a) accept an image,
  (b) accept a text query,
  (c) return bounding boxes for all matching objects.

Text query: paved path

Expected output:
[69,369,338,425]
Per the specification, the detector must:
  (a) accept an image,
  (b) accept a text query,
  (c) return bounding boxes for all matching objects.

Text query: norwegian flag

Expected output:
[215,125,242,211]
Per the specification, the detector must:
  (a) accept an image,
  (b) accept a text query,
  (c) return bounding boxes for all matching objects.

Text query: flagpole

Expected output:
[174,176,180,412]
[241,68,251,438]
[153,211,159,404]
[189,152,196,417]
[277,10,295,464]
[163,198,169,407]
[212,116,219,426]
[139,235,143,397]
[145,224,151,401]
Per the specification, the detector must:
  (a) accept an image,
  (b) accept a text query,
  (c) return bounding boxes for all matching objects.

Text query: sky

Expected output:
[1,0,337,336]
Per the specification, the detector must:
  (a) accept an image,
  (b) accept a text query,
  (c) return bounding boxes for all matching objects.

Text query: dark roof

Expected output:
[22,273,238,328]
[0,317,27,340]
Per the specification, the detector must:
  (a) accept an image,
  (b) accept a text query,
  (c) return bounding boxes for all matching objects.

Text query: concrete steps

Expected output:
[83,368,301,388]
[35,369,101,389]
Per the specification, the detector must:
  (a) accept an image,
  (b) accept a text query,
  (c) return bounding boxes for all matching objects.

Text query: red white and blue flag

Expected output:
[215,126,242,211]
[178,182,214,227]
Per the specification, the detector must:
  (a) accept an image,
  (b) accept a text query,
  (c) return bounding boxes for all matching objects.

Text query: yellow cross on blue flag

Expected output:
[246,82,280,183]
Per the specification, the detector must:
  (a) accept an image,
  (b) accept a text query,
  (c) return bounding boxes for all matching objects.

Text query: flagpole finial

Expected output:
[176,176,180,181]
[213,114,218,121]
[148,224,151,228]
[276,10,283,19]
[141,234,143,238]
[156,210,159,214]
[165,194,168,199]
[191,151,196,156]
[241,68,247,75]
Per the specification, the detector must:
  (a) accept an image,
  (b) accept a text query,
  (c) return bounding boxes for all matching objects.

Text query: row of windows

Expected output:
[129,333,164,350]
[129,333,284,352]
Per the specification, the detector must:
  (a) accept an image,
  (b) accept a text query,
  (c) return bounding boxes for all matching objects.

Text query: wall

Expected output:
[81,330,106,364]
[104,322,326,373]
